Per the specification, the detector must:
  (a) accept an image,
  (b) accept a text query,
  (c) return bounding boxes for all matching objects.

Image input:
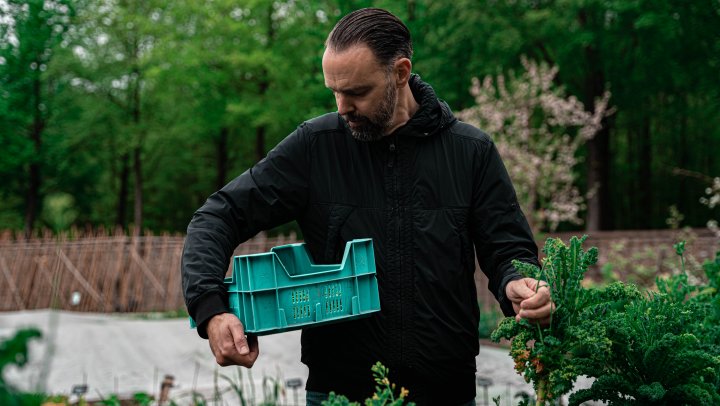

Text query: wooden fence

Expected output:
[1,228,717,313]
[0,230,298,313]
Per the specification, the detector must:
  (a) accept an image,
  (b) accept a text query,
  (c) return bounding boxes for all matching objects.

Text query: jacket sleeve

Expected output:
[181,124,312,338]
[470,138,539,316]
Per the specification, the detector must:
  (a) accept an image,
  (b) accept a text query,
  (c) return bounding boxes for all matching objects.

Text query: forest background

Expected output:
[2,0,720,238]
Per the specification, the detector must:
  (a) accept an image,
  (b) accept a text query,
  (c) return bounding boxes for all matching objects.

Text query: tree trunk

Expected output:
[638,116,652,228]
[626,126,636,228]
[24,163,41,238]
[216,127,229,189]
[253,5,274,164]
[116,153,130,230]
[579,9,612,231]
[586,123,612,231]
[133,146,143,236]
[407,0,416,21]
[130,37,143,236]
[677,97,688,218]
[24,76,44,239]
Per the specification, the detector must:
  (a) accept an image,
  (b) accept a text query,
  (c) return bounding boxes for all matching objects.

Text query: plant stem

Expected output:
[536,378,547,406]
[536,322,544,345]
[680,254,686,275]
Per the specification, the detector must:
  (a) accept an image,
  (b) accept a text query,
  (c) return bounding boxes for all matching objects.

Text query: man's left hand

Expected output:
[505,278,554,326]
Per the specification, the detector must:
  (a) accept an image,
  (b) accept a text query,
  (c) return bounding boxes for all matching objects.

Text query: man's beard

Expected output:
[344,80,397,142]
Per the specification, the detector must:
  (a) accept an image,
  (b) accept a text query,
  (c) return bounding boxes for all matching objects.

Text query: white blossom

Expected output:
[458,58,613,233]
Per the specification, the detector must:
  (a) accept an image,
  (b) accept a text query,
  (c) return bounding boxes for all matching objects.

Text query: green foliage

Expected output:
[492,237,720,405]
[0,328,43,405]
[216,367,247,406]
[41,192,78,232]
[323,362,414,406]
[0,392,46,406]
[95,392,155,406]
[418,0,720,229]
[569,294,720,405]
[658,248,720,355]
[0,0,77,233]
[1,0,719,233]
[42,0,340,233]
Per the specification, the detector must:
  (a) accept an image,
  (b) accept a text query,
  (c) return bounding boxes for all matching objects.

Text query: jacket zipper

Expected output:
[388,135,403,366]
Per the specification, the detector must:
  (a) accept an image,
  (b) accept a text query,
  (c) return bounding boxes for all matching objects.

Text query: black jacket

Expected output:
[181,75,539,405]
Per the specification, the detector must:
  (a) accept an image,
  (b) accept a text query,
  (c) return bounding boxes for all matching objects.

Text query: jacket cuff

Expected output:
[189,291,229,339]
[497,272,523,317]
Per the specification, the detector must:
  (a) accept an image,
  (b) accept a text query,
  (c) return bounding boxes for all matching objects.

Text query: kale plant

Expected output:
[570,295,720,405]
[492,236,720,406]
[491,236,600,404]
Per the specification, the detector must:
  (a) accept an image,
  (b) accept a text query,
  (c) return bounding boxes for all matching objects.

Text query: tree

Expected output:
[3,0,717,234]
[414,0,720,230]
[137,0,337,231]
[58,0,164,233]
[0,0,75,237]
[460,58,612,234]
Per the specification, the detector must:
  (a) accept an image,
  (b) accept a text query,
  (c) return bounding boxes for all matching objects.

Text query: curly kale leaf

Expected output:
[573,295,720,405]
[494,236,601,402]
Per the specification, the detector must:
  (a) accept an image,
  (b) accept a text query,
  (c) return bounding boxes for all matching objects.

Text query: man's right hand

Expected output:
[206,313,259,367]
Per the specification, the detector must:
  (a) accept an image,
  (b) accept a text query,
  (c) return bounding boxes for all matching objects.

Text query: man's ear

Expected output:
[393,57,412,87]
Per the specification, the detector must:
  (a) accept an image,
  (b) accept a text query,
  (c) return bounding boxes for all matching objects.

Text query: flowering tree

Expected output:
[459,58,613,234]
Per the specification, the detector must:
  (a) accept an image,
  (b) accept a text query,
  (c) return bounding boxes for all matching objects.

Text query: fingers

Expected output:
[505,278,538,302]
[508,278,554,326]
[519,284,550,309]
[527,278,549,292]
[207,313,259,368]
[515,300,554,322]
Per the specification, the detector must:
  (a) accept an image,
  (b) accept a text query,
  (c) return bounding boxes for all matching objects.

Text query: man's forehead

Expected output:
[322,45,385,72]
[322,45,386,89]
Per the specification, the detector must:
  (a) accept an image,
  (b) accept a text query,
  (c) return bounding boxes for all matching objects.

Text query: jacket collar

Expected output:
[396,74,456,138]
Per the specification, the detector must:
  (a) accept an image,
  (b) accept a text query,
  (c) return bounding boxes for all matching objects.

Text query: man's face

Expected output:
[322,45,398,141]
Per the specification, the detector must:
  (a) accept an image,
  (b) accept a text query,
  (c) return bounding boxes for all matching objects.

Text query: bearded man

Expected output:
[181,8,551,405]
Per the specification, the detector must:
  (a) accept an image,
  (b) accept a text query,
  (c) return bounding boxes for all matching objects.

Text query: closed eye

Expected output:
[346,88,369,96]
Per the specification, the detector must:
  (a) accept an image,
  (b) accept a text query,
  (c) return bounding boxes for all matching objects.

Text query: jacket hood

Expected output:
[401,74,456,137]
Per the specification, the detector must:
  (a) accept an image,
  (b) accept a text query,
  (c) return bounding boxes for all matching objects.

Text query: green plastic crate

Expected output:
[191,238,380,335]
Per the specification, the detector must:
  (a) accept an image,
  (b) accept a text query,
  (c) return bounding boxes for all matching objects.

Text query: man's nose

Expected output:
[335,94,353,116]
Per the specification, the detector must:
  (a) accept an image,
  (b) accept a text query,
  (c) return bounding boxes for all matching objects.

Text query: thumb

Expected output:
[229,322,249,355]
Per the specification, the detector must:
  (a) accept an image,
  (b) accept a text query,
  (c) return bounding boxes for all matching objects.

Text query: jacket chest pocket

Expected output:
[412,208,473,276]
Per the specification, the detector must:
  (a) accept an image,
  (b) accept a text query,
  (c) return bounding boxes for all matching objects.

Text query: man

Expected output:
[182,8,552,405]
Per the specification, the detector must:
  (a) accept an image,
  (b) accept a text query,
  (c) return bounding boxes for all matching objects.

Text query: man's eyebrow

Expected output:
[326,85,372,94]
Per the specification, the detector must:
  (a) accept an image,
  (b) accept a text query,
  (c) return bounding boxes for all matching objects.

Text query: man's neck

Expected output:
[385,84,419,135]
